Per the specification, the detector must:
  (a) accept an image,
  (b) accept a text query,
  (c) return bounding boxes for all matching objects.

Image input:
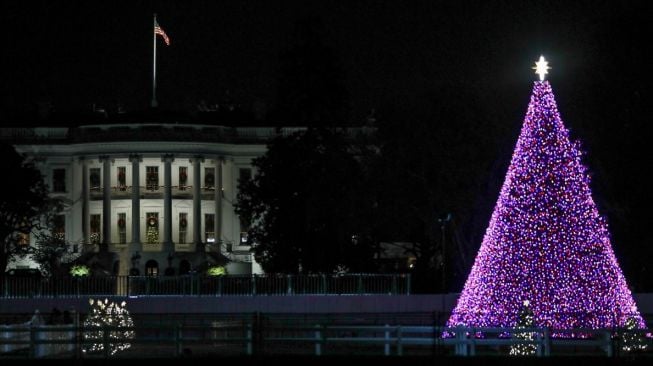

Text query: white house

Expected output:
[1,123,309,276]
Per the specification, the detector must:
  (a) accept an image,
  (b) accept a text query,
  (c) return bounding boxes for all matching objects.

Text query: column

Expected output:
[80,157,89,245]
[100,155,112,252]
[162,154,174,253]
[192,156,203,252]
[215,157,223,249]
[129,154,142,251]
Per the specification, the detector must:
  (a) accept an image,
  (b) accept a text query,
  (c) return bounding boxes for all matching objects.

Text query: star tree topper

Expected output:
[533,55,550,81]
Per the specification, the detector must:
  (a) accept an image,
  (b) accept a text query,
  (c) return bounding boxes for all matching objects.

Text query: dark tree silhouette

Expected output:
[236,128,377,273]
[372,85,504,292]
[0,142,59,277]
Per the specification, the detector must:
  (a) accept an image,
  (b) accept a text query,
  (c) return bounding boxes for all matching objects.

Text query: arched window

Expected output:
[145,260,159,276]
[179,260,191,275]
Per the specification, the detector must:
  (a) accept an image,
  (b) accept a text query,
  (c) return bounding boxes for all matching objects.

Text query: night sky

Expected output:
[2,1,649,122]
[2,1,653,284]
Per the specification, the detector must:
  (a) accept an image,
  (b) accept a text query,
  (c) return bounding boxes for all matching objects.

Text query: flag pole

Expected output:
[151,13,158,108]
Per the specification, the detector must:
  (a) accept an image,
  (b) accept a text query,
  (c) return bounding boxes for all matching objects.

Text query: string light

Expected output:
[510,300,537,356]
[446,80,646,336]
[82,298,135,355]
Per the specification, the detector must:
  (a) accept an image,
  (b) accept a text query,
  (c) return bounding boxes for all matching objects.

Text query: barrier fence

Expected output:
[0,274,411,298]
[1,318,651,359]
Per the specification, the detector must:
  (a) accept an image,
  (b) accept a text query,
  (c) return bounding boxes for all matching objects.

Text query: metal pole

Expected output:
[151,13,158,108]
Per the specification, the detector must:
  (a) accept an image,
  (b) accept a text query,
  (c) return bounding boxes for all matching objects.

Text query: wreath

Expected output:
[117,218,126,228]
[180,218,187,228]
[148,216,158,227]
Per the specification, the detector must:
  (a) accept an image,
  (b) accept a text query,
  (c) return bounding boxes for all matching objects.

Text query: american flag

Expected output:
[154,19,170,46]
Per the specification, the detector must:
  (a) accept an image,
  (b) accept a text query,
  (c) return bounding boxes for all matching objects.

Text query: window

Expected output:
[178,213,188,244]
[17,232,30,246]
[146,166,159,191]
[53,215,65,241]
[239,216,250,245]
[204,214,215,243]
[179,167,188,190]
[90,214,101,244]
[117,167,126,191]
[90,168,101,191]
[146,212,159,244]
[145,260,159,276]
[53,169,66,193]
[204,168,215,190]
[117,213,127,244]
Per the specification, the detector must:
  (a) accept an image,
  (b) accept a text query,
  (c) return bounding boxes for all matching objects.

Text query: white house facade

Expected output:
[1,123,309,276]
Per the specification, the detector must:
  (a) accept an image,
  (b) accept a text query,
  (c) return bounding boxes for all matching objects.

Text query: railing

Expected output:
[1,321,650,359]
[0,274,411,298]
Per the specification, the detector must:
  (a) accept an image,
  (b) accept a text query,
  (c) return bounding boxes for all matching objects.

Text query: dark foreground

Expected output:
[3,356,653,366]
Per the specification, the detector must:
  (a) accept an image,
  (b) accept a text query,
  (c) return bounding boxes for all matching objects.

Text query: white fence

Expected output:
[0,311,75,358]
[1,321,650,358]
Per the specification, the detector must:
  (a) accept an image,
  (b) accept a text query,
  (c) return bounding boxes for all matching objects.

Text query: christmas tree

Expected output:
[621,314,648,352]
[509,300,537,356]
[82,298,135,355]
[446,56,646,332]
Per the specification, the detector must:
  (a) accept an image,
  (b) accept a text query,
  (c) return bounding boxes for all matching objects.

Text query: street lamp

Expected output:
[438,213,452,292]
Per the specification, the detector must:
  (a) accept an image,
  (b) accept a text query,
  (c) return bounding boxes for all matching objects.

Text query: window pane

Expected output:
[178,213,187,244]
[205,214,215,243]
[117,213,127,244]
[179,167,188,190]
[204,168,215,190]
[146,166,159,190]
[53,169,66,192]
[90,214,101,244]
[53,215,65,240]
[117,167,126,189]
[90,168,101,191]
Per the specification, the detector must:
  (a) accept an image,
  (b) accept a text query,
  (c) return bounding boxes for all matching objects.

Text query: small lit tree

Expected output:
[621,315,648,353]
[509,300,537,356]
[82,298,134,355]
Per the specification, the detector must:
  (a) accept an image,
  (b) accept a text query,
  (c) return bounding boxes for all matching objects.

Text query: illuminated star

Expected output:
[533,55,550,81]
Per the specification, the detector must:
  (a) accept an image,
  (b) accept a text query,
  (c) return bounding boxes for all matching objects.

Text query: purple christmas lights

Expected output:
[446,81,646,331]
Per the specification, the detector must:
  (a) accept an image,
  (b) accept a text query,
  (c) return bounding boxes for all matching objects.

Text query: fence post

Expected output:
[251,274,257,296]
[396,325,403,356]
[455,326,467,356]
[469,327,476,356]
[603,330,613,357]
[391,275,397,295]
[287,274,292,295]
[175,324,182,357]
[246,322,253,355]
[357,274,363,294]
[384,324,390,356]
[314,324,322,356]
[29,325,36,359]
[543,328,551,356]
[218,275,223,296]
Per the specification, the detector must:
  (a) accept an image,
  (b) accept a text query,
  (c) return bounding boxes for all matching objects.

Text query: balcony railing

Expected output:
[0,274,411,298]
